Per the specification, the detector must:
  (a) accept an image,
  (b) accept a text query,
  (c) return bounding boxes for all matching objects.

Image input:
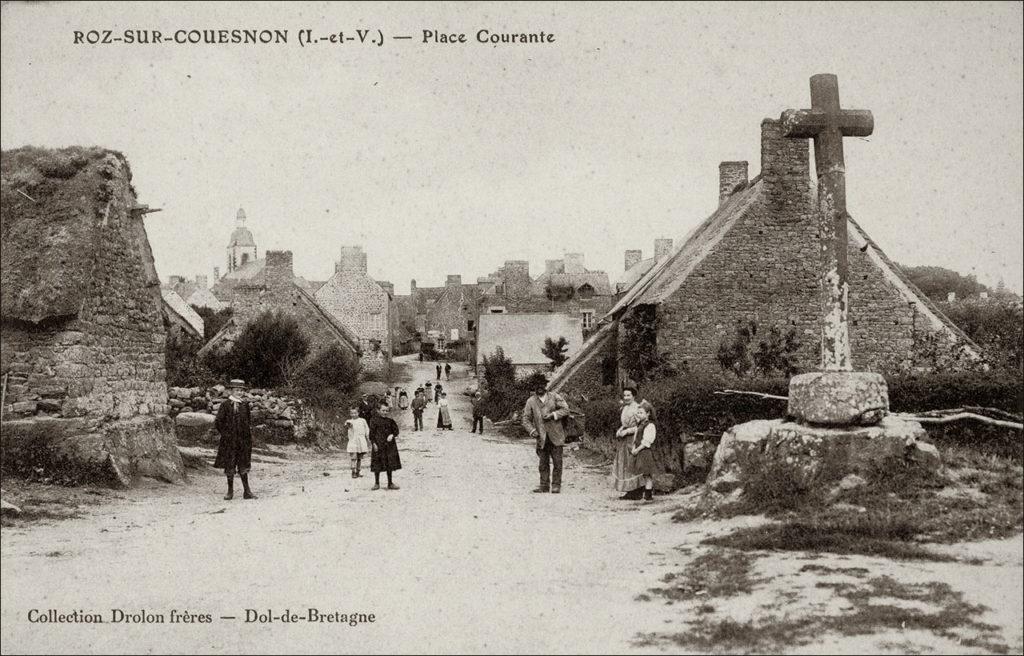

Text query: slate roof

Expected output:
[531,271,613,297]
[476,313,583,366]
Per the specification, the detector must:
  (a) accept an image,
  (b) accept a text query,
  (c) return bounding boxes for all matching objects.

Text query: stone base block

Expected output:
[788,371,889,426]
[1,416,185,487]
[174,411,218,446]
[706,415,936,495]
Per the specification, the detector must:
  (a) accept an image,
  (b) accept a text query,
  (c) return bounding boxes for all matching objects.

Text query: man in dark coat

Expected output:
[368,404,401,490]
[214,379,255,500]
[436,364,442,380]
[521,380,570,494]
[411,390,427,431]
[358,393,376,421]
[471,391,485,434]
[444,362,452,380]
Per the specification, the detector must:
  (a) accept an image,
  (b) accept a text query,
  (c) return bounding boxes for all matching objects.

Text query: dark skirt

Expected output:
[634,448,656,477]
[370,440,402,473]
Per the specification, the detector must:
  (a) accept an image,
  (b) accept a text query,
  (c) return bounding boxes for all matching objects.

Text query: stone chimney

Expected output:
[213,266,221,281]
[410,279,417,296]
[761,119,813,223]
[624,249,643,271]
[654,238,673,261]
[502,260,531,297]
[719,161,749,206]
[446,274,462,288]
[545,259,564,275]
[337,245,367,274]
[264,250,294,288]
[564,253,585,274]
[947,291,956,302]
[195,274,208,289]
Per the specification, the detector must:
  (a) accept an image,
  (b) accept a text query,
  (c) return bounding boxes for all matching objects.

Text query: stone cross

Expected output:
[781,74,873,371]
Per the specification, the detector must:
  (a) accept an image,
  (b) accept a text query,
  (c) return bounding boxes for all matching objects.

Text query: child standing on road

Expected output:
[630,400,658,502]
[345,405,370,478]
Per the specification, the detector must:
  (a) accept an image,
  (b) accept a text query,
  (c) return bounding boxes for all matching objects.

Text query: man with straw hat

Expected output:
[214,379,256,500]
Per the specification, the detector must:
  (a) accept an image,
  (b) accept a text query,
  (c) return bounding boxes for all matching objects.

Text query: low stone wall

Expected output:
[170,385,303,446]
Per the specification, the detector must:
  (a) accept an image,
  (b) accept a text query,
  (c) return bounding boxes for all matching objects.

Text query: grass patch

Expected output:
[680,446,1023,560]
[636,574,1010,654]
[644,550,762,603]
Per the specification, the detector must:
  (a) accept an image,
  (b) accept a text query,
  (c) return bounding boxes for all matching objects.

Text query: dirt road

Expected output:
[2,356,1021,654]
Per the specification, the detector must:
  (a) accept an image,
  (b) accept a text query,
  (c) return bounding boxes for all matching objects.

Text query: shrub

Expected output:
[716,319,801,378]
[886,371,1023,414]
[165,333,217,387]
[939,299,1023,374]
[217,310,310,387]
[542,336,570,370]
[295,345,361,405]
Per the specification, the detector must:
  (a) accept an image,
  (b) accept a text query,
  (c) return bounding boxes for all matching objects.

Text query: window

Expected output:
[468,320,476,332]
[577,283,595,300]
[489,306,506,314]
[581,310,595,330]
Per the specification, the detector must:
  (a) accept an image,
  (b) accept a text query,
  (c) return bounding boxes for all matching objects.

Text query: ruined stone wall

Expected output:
[1,154,170,420]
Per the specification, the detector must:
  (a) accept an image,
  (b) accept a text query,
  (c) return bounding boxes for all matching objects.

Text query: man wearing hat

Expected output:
[214,379,256,500]
[520,377,570,494]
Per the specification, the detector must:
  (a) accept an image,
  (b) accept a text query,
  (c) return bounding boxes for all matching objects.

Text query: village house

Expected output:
[421,275,481,356]
[167,273,225,312]
[616,238,675,294]
[0,146,184,485]
[313,245,392,374]
[475,313,584,381]
[200,250,362,365]
[160,288,204,342]
[550,119,980,399]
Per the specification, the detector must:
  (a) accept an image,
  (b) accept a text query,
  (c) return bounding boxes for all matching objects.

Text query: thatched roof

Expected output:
[1,146,132,324]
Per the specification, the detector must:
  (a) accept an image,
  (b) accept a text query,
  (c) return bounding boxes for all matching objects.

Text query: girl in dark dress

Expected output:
[368,404,402,490]
[630,400,658,502]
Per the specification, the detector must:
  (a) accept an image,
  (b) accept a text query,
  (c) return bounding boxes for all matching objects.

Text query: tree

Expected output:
[900,264,989,302]
[223,310,310,387]
[541,336,570,370]
[717,319,802,378]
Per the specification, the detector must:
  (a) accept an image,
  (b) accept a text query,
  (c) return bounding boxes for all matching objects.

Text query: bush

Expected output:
[886,371,1023,414]
[165,334,218,387]
[938,299,1023,374]
[294,345,361,407]
[192,305,233,342]
[214,310,310,387]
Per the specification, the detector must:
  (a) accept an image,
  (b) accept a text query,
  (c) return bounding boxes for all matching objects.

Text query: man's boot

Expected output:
[224,476,234,501]
[241,473,257,500]
[644,488,654,502]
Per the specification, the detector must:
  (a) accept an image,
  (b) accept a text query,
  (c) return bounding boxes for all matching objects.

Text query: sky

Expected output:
[2,1,1022,294]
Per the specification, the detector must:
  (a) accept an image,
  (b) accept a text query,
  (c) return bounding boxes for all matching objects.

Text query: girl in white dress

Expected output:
[345,405,370,478]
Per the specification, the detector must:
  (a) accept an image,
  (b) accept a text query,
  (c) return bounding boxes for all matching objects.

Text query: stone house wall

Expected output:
[655,119,965,376]
[314,270,392,373]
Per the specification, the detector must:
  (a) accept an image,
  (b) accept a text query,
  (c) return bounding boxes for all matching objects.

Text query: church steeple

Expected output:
[226,207,257,273]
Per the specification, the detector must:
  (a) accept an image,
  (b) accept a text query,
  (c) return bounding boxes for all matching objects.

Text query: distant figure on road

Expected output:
[411,390,427,431]
[434,383,444,404]
[521,381,570,494]
[444,362,452,380]
[437,393,453,430]
[358,393,376,421]
[214,379,256,501]
[425,382,433,403]
[398,388,410,410]
[369,404,401,490]
[630,401,658,502]
[436,364,442,380]
[345,404,370,479]
[471,391,486,434]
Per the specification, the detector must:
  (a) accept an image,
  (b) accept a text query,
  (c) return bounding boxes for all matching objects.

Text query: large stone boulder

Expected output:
[706,415,937,495]
[174,411,217,446]
[1,415,184,486]
[788,371,889,425]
